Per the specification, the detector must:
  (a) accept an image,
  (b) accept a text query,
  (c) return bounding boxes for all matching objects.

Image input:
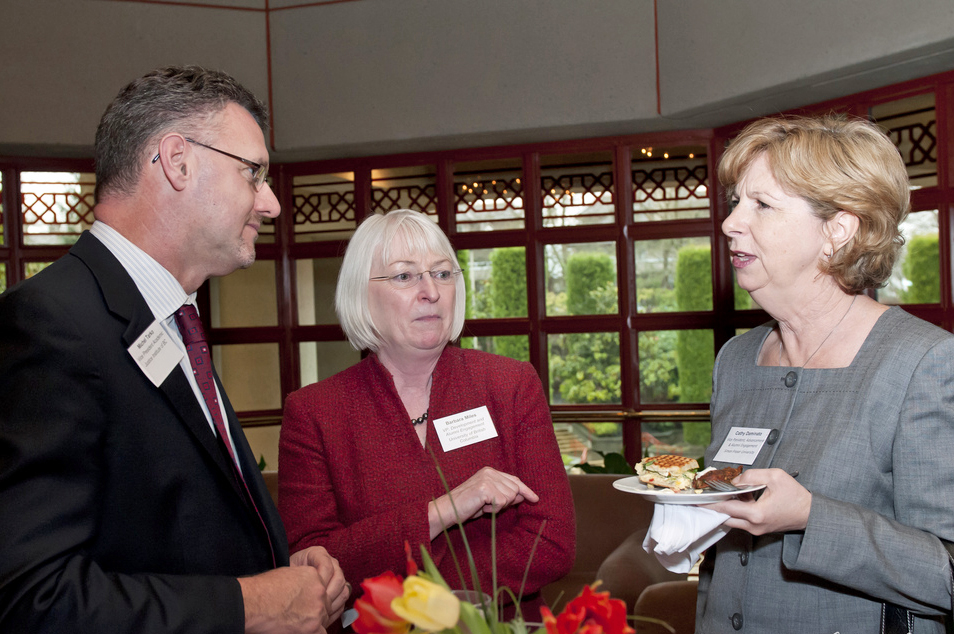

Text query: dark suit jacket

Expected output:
[0,232,289,633]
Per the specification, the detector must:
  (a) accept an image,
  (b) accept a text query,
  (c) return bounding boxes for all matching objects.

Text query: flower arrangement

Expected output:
[354,451,670,634]
[353,543,639,634]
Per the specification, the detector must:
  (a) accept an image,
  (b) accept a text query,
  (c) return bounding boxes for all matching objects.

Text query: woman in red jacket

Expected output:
[278,209,575,620]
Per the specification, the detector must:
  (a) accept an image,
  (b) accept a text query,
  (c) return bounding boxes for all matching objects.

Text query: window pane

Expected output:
[25,261,53,278]
[635,237,712,313]
[371,166,437,218]
[632,145,709,221]
[459,247,527,319]
[548,332,621,405]
[642,419,710,459]
[293,172,356,241]
[21,172,96,245]
[209,260,277,328]
[299,340,361,387]
[454,158,524,232]
[540,151,614,227]
[638,329,714,405]
[0,263,6,293]
[0,172,4,246]
[554,423,593,468]
[213,343,282,411]
[560,422,624,469]
[878,209,939,305]
[734,272,755,310]
[296,257,343,326]
[460,335,529,362]
[545,242,618,316]
[871,93,937,189]
[242,425,279,472]
[257,215,276,244]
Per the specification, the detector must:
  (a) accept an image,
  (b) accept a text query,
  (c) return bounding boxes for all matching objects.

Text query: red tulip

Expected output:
[353,571,410,634]
[404,540,419,577]
[541,585,634,634]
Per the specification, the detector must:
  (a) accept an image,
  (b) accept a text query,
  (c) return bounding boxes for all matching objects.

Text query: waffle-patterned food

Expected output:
[635,454,700,491]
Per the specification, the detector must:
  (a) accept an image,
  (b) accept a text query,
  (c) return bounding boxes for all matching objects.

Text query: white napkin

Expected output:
[642,504,730,573]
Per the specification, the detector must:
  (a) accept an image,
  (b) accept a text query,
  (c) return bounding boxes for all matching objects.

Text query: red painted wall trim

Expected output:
[264,0,276,150]
[654,0,661,115]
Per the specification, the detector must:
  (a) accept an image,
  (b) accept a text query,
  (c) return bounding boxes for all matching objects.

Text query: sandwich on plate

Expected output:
[635,454,699,492]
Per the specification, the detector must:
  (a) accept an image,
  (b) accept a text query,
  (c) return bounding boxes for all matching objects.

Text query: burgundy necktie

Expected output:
[173,304,277,567]
[173,304,239,467]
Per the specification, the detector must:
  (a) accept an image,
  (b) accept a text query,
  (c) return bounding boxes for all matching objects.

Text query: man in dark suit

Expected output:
[0,66,349,633]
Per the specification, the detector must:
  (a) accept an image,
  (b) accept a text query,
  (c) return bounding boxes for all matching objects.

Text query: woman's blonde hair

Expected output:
[719,115,910,293]
[335,209,466,352]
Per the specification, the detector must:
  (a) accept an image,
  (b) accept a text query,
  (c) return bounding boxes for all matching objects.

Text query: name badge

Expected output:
[712,426,770,465]
[433,406,498,452]
[128,319,183,387]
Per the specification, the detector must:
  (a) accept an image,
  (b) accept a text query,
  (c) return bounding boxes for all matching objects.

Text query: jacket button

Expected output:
[732,613,743,630]
[784,371,797,387]
[739,549,749,566]
[767,429,780,445]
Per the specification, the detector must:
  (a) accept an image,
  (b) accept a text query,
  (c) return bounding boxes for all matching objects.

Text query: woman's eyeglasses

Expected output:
[370,269,462,289]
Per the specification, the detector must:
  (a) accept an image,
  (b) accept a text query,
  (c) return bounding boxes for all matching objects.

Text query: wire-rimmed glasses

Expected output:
[370,269,462,289]
[152,138,269,190]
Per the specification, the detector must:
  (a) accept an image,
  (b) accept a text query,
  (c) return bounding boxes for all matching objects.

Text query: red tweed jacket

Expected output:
[278,346,575,618]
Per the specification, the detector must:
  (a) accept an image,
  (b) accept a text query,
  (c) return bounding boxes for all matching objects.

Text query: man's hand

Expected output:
[239,564,332,634]
[291,546,350,622]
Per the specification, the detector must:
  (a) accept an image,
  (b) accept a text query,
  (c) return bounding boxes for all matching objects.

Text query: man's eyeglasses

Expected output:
[152,138,269,190]
[370,269,462,290]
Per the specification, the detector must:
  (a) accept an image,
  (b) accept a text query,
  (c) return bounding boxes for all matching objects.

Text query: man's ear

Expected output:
[827,210,860,253]
[154,134,191,192]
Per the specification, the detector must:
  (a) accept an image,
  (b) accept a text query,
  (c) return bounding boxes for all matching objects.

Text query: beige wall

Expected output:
[3,0,954,161]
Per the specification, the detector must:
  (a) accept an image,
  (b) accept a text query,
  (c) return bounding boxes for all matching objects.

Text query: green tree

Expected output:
[901,234,940,304]
[566,252,615,315]
[675,245,714,446]
[549,252,621,404]
[490,247,528,361]
[638,330,678,403]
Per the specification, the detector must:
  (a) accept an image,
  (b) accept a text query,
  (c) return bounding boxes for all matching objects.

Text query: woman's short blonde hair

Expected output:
[719,114,911,293]
[335,209,466,352]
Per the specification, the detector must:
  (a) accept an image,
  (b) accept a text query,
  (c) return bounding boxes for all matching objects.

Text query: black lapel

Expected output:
[218,382,290,564]
[68,233,250,504]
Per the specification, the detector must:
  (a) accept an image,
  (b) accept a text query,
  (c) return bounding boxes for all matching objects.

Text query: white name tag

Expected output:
[712,426,769,465]
[128,320,183,387]
[433,406,498,452]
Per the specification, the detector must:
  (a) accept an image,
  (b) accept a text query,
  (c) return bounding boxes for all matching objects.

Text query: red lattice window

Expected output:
[454,158,524,232]
[541,152,615,228]
[631,146,709,222]
[293,172,357,242]
[871,93,937,189]
[0,172,5,247]
[21,172,96,245]
[371,166,438,219]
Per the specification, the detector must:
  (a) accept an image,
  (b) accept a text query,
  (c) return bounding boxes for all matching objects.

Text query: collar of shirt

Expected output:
[89,220,196,320]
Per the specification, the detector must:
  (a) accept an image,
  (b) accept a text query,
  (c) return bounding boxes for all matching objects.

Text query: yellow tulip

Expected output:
[391,577,461,632]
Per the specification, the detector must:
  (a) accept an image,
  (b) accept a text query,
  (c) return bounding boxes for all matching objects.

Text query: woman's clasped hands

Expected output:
[427,466,539,539]
[705,468,812,536]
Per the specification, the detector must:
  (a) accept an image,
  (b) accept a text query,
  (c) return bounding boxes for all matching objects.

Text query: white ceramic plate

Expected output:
[612,476,765,505]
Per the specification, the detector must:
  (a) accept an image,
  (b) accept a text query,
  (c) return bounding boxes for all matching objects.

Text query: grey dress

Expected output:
[696,307,954,634]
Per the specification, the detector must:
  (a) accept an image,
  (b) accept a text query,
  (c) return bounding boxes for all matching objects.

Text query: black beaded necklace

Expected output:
[411,411,429,426]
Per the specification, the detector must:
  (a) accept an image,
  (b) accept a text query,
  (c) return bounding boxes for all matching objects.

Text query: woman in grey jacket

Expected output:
[697,115,954,633]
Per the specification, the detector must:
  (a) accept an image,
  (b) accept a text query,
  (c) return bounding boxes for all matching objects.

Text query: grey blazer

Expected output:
[697,307,954,634]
